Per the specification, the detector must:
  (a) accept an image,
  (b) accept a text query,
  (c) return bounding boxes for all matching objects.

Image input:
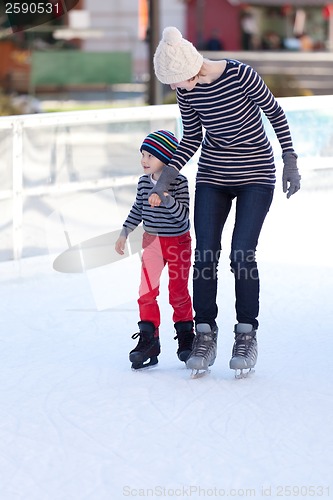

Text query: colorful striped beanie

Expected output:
[140,130,178,165]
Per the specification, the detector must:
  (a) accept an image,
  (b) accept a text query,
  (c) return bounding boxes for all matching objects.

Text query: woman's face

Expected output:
[169,75,198,91]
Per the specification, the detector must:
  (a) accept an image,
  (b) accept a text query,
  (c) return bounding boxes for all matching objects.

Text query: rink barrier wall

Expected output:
[0,104,182,260]
[0,95,332,261]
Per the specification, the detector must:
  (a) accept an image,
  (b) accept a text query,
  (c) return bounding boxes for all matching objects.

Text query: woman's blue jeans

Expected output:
[193,183,274,330]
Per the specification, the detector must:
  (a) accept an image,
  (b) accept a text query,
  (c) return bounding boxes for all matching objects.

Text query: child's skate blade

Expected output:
[131,356,158,370]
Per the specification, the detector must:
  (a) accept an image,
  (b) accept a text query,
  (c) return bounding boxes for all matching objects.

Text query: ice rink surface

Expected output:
[1,177,332,499]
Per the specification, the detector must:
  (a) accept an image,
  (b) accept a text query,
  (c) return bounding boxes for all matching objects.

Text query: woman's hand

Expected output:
[148,165,179,205]
[282,151,301,198]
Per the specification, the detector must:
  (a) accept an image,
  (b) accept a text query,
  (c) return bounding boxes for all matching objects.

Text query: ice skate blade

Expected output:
[234,368,255,379]
[131,356,158,371]
[190,368,210,379]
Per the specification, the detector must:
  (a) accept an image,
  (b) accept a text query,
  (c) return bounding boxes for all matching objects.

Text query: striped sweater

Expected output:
[122,173,190,237]
[169,59,295,187]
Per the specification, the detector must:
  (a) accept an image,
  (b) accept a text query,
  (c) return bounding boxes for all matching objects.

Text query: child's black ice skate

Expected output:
[129,321,160,370]
[229,323,257,379]
[174,320,194,362]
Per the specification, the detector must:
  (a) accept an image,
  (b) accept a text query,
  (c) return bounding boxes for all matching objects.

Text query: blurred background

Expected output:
[0,1,332,264]
[1,0,333,115]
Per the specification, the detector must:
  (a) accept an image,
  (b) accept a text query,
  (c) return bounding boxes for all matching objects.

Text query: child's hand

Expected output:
[115,235,126,255]
[148,193,169,206]
[148,193,162,207]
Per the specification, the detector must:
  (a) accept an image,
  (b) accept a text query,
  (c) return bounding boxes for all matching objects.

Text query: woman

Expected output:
[150,27,301,377]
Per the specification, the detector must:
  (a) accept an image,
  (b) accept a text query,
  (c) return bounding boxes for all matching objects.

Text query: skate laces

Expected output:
[131,331,152,350]
[192,333,216,360]
[233,333,256,358]
[174,332,194,351]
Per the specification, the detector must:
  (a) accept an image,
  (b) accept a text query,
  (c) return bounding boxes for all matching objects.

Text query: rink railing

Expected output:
[0,104,182,260]
[0,95,332,261]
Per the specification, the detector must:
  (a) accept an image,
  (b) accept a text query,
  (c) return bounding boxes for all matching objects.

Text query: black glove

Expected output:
[282,151,301,199]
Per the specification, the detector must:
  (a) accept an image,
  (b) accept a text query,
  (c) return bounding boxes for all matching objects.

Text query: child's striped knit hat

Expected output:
[140,130,178,165]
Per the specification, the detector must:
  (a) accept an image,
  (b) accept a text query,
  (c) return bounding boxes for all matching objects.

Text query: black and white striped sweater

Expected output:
[122,173,190,237]
[169,59,295,187]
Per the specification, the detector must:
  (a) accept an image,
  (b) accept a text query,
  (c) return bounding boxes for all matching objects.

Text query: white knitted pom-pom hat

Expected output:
[153,26,204,84]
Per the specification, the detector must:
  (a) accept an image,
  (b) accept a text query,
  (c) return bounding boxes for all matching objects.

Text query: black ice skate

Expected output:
[229,324,258,379]
[129,321,160,370]
[186,323,218,378]
[174,320,194,362]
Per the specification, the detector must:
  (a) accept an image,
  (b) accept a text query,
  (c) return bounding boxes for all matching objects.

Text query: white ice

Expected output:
[0,165,332,500]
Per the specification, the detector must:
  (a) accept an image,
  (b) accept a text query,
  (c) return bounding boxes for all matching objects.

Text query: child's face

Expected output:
[141,150,165,177]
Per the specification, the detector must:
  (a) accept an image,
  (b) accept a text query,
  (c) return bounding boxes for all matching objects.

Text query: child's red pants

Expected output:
[138,231,193,328]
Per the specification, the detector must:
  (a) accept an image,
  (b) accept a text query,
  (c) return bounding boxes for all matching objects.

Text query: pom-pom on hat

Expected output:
[140,130,179,165]
[154,26,204,84]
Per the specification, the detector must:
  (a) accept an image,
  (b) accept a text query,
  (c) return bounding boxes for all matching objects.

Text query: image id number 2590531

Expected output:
[5,2,60,15]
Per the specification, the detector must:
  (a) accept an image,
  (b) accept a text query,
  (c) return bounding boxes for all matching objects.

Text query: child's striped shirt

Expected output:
[122,173,190,237]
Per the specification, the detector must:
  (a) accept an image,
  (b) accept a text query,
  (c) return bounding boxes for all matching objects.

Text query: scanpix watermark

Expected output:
[123,485,257,497]
[122,485,331,498]
[49,188,260,310]
[158,246,260,282]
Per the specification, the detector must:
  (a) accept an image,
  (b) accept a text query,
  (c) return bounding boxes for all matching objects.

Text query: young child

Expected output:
[115,130,194,370]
